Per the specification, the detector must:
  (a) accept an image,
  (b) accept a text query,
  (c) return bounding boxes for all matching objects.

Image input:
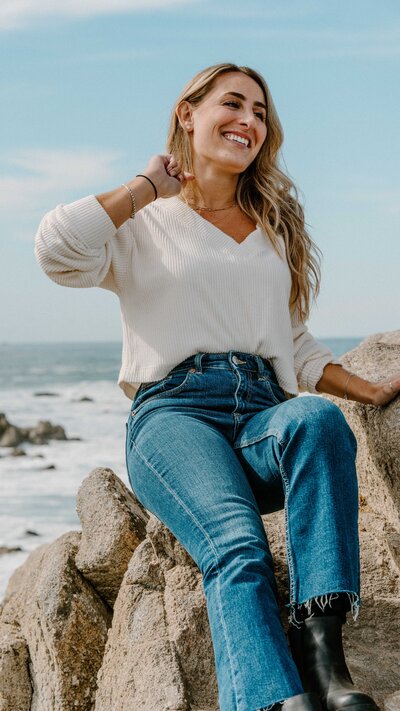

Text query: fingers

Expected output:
[165,155,194,182]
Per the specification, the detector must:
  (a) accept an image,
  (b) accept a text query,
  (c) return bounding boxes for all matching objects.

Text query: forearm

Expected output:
[95,176,155,229]
[315,363,377,404]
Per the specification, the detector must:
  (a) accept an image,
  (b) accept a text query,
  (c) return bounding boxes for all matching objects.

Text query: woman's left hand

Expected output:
[370,373,400,406]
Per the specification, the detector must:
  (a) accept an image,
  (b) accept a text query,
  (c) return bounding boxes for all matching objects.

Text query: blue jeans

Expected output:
[125,351,360,711]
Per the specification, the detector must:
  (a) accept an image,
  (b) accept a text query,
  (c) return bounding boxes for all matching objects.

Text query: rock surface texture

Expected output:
[0,331,399,710]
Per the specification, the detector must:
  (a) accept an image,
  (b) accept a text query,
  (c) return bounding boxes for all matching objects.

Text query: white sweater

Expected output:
[34,194,341,400]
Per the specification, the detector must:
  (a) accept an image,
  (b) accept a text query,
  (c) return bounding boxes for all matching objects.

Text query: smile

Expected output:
[222,132,251,148]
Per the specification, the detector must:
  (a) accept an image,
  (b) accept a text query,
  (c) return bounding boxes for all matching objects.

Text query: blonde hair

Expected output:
[166,62,322,322]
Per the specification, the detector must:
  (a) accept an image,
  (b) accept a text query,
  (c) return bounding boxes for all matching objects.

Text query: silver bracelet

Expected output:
[343,372,356,400]
[121,183,136,219]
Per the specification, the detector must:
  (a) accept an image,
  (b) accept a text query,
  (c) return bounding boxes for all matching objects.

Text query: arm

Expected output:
[34,154,194,291]
[291,311,400,406]
[316,362,400,406]
[95,154,194,229]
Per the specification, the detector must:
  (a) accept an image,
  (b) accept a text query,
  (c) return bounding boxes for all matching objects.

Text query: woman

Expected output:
[35,63,399,711]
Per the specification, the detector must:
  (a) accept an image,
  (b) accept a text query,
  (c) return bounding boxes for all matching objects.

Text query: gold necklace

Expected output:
[186,201,238,212]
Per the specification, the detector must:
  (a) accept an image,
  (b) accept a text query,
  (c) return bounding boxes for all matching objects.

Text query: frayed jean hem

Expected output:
[287,590,360,629]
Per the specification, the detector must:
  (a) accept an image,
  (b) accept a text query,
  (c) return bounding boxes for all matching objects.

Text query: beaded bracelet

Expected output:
[121,183,136,219]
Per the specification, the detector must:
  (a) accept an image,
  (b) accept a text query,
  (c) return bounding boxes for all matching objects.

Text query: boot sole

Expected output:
[333,705,380,711]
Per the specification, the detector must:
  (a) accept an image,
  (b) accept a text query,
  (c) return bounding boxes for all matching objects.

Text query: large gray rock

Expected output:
[334,330,400,529]
[75,467,149,606]
[0,533,111,711]
[0,622,32,711]
[94,516,217,711]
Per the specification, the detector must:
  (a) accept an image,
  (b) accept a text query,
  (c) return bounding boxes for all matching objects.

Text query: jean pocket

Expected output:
[131,367,196,416]
[160,367,196,396]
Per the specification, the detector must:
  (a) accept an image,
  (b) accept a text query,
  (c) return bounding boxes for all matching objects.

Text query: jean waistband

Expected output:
[168,351,276,379]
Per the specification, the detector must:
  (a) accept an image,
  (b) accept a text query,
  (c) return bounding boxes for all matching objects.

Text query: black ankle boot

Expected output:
[288,616,380,711]
[266,692,322,710]
[282,692,322,710]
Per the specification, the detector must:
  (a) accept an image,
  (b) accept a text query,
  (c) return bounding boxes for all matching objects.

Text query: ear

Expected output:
[176,100,193,131]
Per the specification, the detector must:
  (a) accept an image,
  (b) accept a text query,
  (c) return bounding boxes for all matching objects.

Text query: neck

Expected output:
[182,161,239,209]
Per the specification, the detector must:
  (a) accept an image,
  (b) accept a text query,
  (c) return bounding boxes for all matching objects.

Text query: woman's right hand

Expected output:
[142,154,195,199]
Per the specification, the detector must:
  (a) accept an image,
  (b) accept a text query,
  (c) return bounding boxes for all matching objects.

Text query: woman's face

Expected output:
[184,71,268,176]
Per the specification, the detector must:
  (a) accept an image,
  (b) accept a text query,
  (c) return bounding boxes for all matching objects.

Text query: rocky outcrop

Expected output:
[75,468,149,606]
[0,622,32,711]
[95,517,218,711]
[0,331,399,710]
[1,533,111,710]
[0,412,69,447]
[330,330,400,529]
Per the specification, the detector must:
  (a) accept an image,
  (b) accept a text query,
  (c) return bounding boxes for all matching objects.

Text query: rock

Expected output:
[39,464,56,470]
[0,533,111,710]
[28,420,67,444]
[24,529,40,537]
[76,397,94,402]
[33,391,59,397]
[0,425,23,447]
[0,546,23,555]
[331,330,400,530]
[94,524,214,711]
[75,467,149,606]
[385,691,400,711]
[0,622,32,710]
[0,412,69,448]
[10,446,26,456]
[0,413,9,437]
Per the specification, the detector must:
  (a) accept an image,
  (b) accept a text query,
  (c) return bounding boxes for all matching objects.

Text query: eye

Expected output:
[223,100,266,122]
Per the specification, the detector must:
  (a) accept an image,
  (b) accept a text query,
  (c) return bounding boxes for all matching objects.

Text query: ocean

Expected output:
[0,338,362,600]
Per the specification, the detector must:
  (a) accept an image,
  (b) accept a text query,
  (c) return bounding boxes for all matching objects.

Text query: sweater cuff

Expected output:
[62,195,117,250]
[298,355,343,393]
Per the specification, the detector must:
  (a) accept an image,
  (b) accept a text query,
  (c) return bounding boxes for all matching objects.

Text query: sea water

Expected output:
[0,338,362,600]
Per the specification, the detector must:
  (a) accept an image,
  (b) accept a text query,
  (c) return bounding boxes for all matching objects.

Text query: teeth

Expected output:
[224,133,249,147]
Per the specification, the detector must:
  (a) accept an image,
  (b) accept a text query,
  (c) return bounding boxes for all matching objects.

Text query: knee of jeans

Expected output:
[202,536,272,584]
[301,398,357,447]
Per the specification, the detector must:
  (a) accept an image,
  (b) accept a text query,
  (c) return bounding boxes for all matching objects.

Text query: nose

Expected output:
[238,108,257,129]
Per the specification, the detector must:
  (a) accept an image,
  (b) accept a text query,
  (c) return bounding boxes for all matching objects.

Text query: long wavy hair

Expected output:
[166,62,322,322]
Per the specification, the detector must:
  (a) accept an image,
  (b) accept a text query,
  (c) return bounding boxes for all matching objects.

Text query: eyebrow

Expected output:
[220,91,267,111]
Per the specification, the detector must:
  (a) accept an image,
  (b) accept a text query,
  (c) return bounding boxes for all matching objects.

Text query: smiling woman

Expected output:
[34,61,397,711]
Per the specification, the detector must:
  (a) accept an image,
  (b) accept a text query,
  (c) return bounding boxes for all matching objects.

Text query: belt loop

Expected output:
[194,353,203,373]
[255,354,267,378]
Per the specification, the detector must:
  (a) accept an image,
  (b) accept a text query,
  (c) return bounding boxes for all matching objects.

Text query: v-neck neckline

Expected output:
[167,195,264,253]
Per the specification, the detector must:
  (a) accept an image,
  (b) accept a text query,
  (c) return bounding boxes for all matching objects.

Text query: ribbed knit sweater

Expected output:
[34,193,341,400]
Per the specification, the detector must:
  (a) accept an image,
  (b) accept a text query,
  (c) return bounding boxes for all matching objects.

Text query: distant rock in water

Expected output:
[0,412,69,447]
[33,391,60,397]
[0,331,399,710]
[39,464,56,470]
[0,546,23,555]
[10,447,26,457]
[74,396,94,402]
[24,530,40,537]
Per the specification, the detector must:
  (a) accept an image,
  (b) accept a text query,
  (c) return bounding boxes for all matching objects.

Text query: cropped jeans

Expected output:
[125,351,360,711]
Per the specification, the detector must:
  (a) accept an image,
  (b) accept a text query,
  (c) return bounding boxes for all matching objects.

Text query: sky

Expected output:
[1,0,399,343]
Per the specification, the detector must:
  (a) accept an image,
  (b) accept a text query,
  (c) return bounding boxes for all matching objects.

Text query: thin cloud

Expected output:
[0,0,195,31]
[0,148,122,237]
[191,23,400,59]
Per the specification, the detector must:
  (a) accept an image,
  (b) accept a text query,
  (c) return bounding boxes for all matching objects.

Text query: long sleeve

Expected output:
[34,195,133,294]
[291,310,343,393]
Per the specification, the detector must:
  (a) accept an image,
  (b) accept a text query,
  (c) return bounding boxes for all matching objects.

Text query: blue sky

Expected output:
[1,0,399,342]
